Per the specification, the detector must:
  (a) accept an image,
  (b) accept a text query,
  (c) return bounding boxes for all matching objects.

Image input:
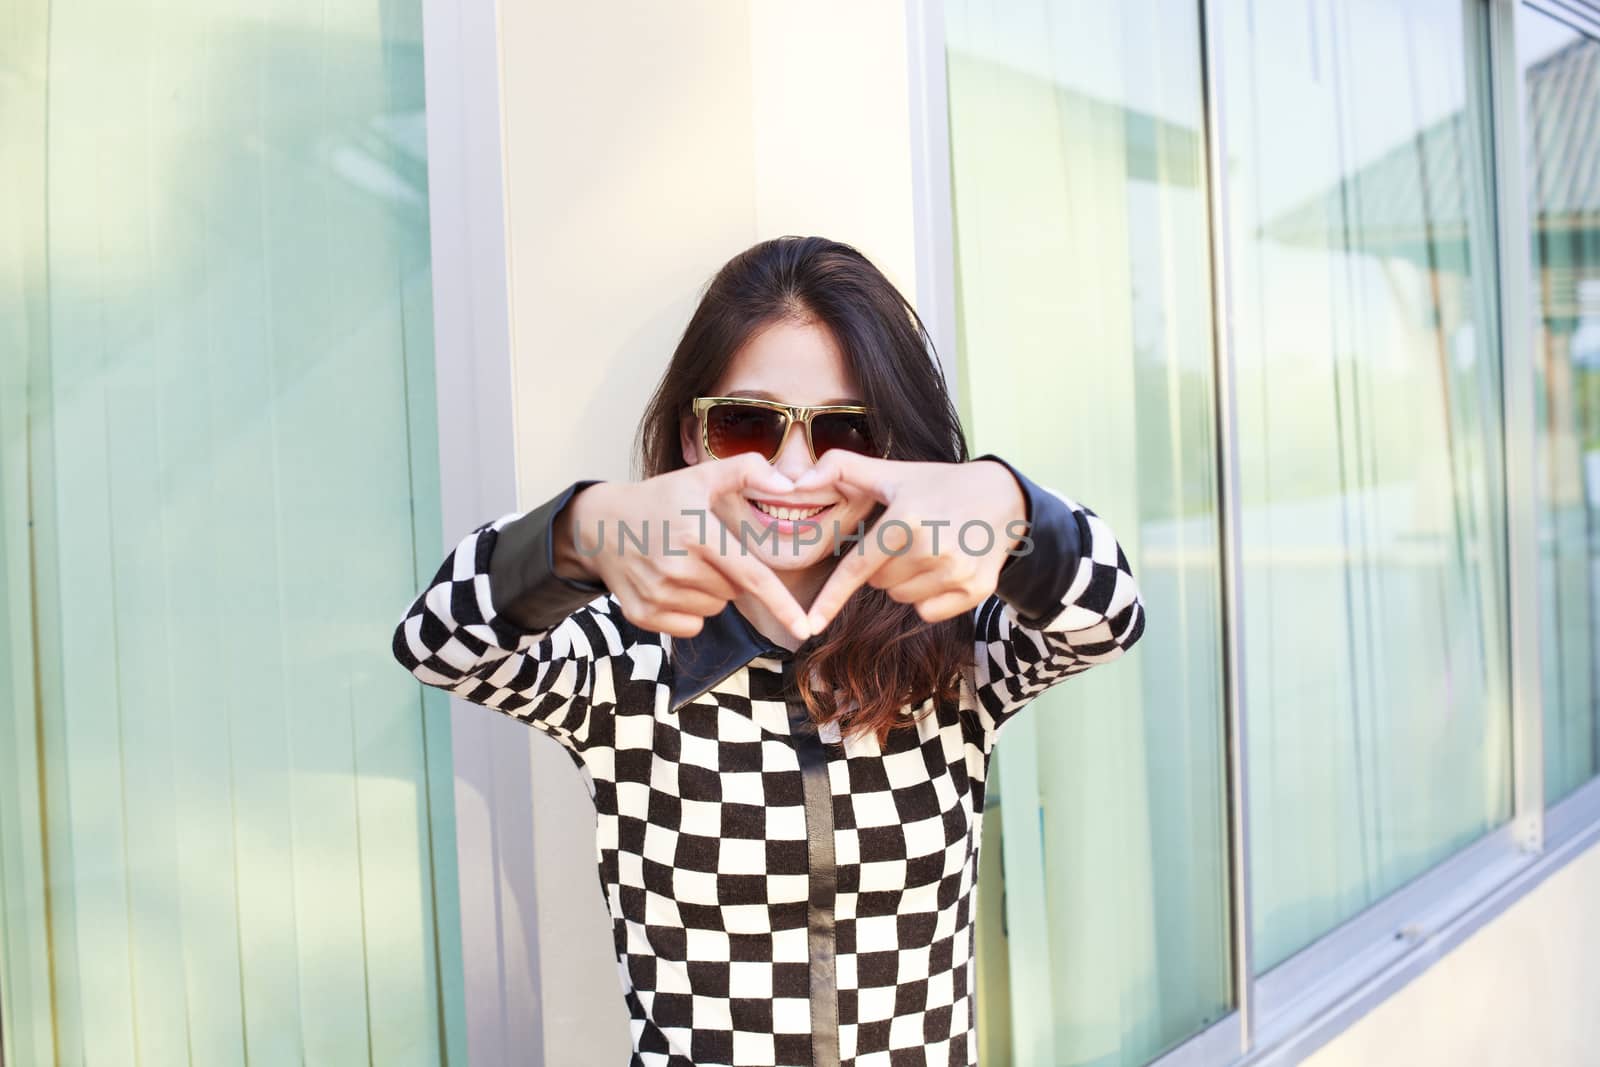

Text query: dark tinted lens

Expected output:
[704,403,786,459]
[810,412,878,457]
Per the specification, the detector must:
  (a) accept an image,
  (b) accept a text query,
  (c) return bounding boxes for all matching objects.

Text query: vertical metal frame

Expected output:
[1196,0,1257,1050]
[419,1,546,1064]
[1488,0,1548,853]
[904,0,962,406]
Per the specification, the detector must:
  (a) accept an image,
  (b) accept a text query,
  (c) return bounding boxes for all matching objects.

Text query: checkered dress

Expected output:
[392,467,1145,1067]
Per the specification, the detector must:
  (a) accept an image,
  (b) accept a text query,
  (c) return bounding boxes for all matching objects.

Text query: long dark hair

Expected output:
[634,235,974,745]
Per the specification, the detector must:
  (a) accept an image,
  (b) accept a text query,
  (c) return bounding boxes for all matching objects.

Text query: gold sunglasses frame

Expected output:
[691,395,892,464]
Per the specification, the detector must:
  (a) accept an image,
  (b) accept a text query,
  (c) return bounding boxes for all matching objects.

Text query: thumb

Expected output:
[795,450,894,503]
[713,452,795,498]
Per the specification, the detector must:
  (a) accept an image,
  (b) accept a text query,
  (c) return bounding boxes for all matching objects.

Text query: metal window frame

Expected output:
[916,0,1600,1065]
[1196,0,1257,1049]
[419,1,548,1065]
[905,0,962,408]
[1499,0,1549,858]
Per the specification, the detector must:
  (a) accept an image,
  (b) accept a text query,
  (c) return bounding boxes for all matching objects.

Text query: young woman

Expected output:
[392,236,1146,1067]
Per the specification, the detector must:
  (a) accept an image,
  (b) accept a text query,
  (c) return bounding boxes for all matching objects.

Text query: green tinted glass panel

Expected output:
[1519,3,1600,805]
[0,3,464,1064]
[945,3,1233,1063]
[1217,0,1513,971]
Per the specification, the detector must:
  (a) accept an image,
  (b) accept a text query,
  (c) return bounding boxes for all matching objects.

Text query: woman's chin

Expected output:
[758,548,833,572]
[744,514,869,572]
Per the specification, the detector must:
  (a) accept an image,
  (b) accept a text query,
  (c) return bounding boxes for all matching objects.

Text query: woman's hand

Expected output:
[795,454,1030,630]
[557,454,815,641]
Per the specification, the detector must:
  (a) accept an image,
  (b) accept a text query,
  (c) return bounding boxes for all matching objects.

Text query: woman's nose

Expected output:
[771,421,816,481]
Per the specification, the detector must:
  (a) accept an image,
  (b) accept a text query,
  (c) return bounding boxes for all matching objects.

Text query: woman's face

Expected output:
[679,318,880,575]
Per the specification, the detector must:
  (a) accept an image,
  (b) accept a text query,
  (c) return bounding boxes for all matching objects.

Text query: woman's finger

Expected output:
[791,449,899,505]
[879,565,956,606]
[806,526,892,632]
[865,541,942,589]
[695,525,812,640]
[706,450,798,505]
[657,583,729,619]
[681,564,740,603]
[653,541,741,602]
[910,588,981,624]
[645,611,716,638]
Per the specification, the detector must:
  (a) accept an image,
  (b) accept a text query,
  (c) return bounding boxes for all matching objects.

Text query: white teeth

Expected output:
[752,501,827,521]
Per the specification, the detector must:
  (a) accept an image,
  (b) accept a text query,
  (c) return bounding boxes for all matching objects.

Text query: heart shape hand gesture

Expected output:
[558,453,1028,641]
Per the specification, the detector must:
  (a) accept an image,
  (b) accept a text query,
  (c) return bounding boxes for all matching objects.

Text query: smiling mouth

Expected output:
[748,499,835,522]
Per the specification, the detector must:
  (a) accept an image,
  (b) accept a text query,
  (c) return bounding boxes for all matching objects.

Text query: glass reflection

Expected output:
[1220,0,1512,971]
[0,4,460,1064]
[1520,4,1600,804]
[946,1,1232,1063]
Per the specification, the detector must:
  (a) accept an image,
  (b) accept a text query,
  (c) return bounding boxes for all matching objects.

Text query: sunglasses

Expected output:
[691,396,890,464]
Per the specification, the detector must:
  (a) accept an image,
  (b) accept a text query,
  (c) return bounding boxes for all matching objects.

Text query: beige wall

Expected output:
[501,0,922,486]
[1306,838,1600,1067]
[495,1,929,1060]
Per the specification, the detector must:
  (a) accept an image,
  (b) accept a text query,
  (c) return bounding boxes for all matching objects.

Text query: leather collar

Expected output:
[669,601,795,711]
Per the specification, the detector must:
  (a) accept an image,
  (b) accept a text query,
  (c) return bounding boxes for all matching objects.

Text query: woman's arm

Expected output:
[782,448,1144,739]
[390,479,628,755]
[968,454,1146,740]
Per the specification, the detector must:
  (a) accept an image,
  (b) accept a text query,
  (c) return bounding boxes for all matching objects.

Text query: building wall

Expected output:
[1305,837,1600,1067]
[493,2,926,1060]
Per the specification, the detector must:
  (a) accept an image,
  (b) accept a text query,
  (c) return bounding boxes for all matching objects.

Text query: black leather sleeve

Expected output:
[972,453,1086,630]
[488,479,610,631]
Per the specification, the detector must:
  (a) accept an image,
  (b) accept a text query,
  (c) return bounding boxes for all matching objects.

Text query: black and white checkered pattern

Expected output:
[392,485,1144,1066]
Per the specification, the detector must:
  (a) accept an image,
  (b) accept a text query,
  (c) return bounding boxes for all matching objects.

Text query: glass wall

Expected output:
[945,0,1553,1055]
[0,3,464,1065]
[945,2,1233,1063]
[1520,3,1600,804]
[1217,0,1512,971]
